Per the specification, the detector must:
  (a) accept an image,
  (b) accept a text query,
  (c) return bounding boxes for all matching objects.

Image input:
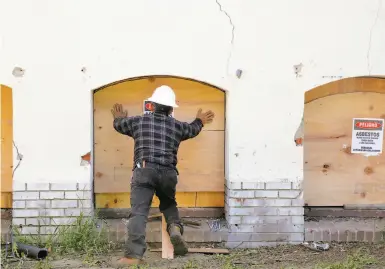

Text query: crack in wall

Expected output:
[366,0,382,75]
[12,141,23,177]
[215,0,235,76]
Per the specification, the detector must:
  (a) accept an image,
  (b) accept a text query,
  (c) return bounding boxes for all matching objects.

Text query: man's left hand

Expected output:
[111,103,128,119]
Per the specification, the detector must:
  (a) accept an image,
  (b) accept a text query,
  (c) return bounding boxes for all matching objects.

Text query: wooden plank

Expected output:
[93,76,225,194]
[150,248,230,254]
[95,192,197,208]
[304,92,385,206]
[305,77,385,104]
[0,85,13,194]
[0,192,12,208]
[161,215,174,259]
[196,192,225,207]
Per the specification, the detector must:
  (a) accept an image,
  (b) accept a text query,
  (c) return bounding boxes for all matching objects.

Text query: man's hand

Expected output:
[196,109,215,125]
[111,103,128,119]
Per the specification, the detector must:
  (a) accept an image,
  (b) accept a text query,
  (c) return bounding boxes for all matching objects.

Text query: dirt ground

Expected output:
[2,242,385,269]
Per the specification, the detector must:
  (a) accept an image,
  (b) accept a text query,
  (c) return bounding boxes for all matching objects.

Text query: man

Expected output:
[111,85,215,265]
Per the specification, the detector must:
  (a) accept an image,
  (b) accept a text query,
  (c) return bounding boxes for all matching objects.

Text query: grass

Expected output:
[314,251,377,269]
[1,211,115,269]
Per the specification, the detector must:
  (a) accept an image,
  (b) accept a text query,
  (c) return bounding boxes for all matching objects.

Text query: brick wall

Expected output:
[12,182,92,235]
[225,180,304,248]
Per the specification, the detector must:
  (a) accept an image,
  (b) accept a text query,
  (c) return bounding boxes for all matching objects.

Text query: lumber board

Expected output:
[93,76,225,195]
[0,192,12,208]
[150,248,230,254]
[304,92,385,206]
[161,215,174,259]
[0,85,13,194]
[94,132,224,193]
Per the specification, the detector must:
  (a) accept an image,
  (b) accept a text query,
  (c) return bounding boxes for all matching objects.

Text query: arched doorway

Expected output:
[93,76,225,212]
[304,77,385,206]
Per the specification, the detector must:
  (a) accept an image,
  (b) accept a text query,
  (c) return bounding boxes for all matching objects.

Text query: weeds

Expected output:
[53,212,113,256]
[314,251,376,269]
[215,253,241,269]
[2,211,115,268]
[183,259,199,269]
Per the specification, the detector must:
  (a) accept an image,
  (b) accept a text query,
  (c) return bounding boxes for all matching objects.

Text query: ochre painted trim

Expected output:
[0,85,13,194]
[95,192,224,208]
[305,77,385,104]
[196,192,225,207]
[93,75,225,94]
[0,192,12,208]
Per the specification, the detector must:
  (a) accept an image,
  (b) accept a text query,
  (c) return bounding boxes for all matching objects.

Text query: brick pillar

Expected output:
[225,181,304,248]
[12,182,92,235]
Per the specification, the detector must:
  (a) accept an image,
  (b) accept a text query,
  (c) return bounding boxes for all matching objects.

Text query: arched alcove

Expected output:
[92,76,226,211]
[304,77,385,206]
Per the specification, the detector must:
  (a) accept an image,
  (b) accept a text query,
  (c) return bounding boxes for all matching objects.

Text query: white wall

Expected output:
[1,0,384,184]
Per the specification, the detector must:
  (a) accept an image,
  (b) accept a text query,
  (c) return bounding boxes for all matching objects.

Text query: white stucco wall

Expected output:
[1,0,384,184]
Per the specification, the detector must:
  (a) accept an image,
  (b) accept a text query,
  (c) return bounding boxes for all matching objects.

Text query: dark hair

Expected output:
[152,102,173,115]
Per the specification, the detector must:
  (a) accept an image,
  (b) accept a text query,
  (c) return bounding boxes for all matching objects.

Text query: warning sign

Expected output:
[143,100,152,115]
[351,118,384,154]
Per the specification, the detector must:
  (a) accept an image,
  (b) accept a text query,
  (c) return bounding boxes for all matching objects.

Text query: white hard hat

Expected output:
[148,85,178,108]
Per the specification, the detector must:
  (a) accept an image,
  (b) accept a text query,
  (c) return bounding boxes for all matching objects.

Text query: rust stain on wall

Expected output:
[80,152,91,166]
[294,116,304,146]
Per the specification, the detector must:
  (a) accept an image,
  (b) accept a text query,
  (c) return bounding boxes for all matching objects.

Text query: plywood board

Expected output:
[95,191,224,208]
[0,85,13,194]
[94,77,225,131]
[95,192,198,208]
[94,131,224,193]
[304,92,385,206]
[94,77,225,195]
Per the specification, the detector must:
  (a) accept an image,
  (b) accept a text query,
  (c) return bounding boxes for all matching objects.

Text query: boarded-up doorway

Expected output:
[304,77,385,206]
[93,76,225,210]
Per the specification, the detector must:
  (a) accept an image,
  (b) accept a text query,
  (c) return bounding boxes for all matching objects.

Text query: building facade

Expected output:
[1,0,385,246]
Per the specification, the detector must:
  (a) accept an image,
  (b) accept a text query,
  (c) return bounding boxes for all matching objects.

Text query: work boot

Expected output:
[168,224,188,256]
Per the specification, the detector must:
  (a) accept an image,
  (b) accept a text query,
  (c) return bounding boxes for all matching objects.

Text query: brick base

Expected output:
[225,180,304,248]
[12,182,92,235]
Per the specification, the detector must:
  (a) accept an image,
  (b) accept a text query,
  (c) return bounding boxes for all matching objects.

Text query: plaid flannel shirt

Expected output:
[113,112,203,169]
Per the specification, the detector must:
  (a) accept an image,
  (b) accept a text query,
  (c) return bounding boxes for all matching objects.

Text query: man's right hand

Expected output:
[196,109,215,125]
